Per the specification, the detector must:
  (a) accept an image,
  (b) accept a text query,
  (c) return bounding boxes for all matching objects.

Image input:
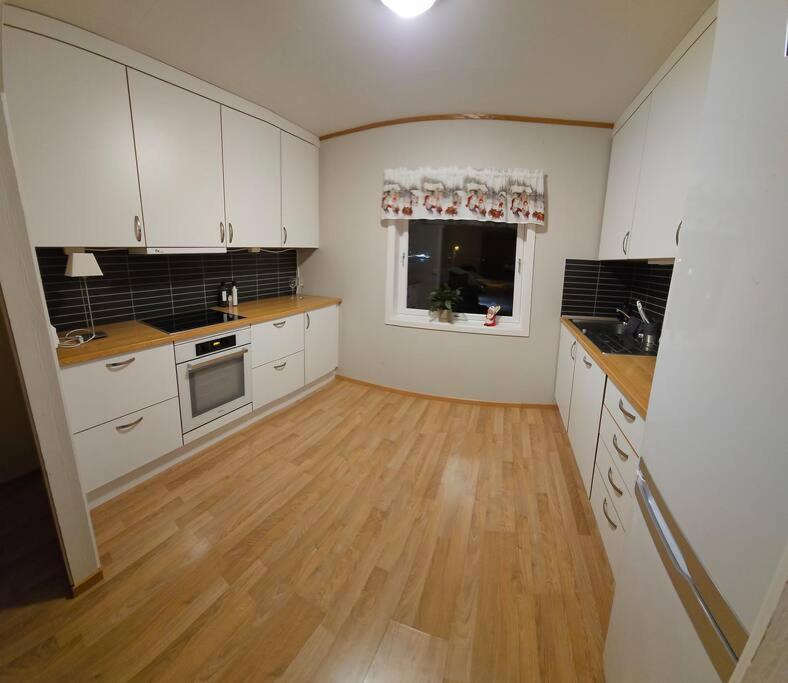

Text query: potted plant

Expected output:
[429,284,462,322]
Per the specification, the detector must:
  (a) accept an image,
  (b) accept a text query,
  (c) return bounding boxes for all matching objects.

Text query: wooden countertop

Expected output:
[561,316,655,419]
[57,295,342,368]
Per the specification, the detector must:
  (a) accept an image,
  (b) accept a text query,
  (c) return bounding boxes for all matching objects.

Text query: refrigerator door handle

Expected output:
[636,462,748,682]
[637,472,693,583]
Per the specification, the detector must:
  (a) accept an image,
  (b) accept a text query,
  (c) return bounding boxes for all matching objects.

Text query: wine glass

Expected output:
[289,277,298,299]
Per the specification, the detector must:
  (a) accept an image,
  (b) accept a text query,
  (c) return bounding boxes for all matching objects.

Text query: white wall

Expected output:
[302,120,611,403]
[0,0,101,586]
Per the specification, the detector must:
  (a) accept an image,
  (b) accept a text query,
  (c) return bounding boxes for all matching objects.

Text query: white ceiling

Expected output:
[9,0,712,137]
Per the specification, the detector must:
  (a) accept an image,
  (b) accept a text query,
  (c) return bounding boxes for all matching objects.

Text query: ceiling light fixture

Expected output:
[381,0,436,19]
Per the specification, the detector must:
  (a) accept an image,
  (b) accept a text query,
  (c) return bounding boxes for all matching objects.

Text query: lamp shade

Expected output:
[65,252,103,278]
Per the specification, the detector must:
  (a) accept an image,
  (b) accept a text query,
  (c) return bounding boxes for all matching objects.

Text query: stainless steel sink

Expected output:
[570,317,658,356]
[572,320,627,336]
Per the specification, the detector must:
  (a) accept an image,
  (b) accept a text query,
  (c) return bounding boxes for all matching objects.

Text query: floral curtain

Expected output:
[381,167,545,225]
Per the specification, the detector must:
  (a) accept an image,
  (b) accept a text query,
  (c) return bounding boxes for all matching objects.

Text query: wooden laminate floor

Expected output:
[0,379,613,682]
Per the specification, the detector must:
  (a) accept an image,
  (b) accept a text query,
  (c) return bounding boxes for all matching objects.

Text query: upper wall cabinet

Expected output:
[128,70,226,248]
[281,132,319,248]
[598,100,650,260]
[3,28,144,247]
[221,106,282,248]
[628,27,715,260]
[598,23,715,261]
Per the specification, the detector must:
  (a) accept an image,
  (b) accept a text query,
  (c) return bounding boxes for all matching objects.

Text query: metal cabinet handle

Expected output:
[220,221,225,243]
[115,415,143,432]
[228,222,234,244]
[282,226,288,245]
[134,215,142,242]
[622,230,630,255]
[675,220,682,246]
[187,347,248,374]
[618,398,636,423]
[612,433,629,461]
[106,357,135,370]
[305,312,310,330]
[273,321,287,328]
[602,498,618,530]
[570,340,577,360]
[273,361,287,371]
[582,355,592,369]
[607,467,624,497]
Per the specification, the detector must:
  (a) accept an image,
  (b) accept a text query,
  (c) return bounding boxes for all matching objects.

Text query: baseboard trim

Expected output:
[335,375,557,409]
[70,568,103,597]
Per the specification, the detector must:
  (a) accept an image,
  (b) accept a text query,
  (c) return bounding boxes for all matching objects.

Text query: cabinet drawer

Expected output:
[72,397,183,492]
[599,407,640,494]
[591,466,626,581]
[603,380,644,453]
[596,436,634,529]
[61,344,177,433]
[253,351,305,410]
[251,314,304,368]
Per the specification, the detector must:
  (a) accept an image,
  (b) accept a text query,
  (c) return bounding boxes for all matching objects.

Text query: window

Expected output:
[386,219,535,336]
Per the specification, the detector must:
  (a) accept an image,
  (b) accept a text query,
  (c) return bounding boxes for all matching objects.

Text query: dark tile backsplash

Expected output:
[37,248,298,331]
[560,259,674,321]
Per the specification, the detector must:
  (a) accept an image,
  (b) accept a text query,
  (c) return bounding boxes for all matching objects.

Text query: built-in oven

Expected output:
[175,327,252,438]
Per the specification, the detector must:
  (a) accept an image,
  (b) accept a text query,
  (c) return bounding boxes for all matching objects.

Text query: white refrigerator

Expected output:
[604,1,788,681]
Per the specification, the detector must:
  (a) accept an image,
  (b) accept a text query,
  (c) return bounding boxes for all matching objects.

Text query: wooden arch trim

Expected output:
[319,113,614,141]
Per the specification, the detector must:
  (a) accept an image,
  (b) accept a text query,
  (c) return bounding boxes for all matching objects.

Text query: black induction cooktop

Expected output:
[142,309,245,334]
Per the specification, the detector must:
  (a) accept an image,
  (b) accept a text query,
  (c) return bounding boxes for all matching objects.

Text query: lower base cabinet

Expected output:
[591,465,627,579]
[252,351,305,410]
[72,397,183,491]
[305,305,339,385]
[566,349,606,494]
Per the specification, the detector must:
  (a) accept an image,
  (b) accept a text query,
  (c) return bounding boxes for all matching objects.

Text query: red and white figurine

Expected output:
[484,304,501,327]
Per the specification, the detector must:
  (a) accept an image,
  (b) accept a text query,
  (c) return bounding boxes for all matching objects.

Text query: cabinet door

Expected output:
[304,305,338,384]
[3,28,143,247]
[73,397,183,492]
[222,106,282,247]
[128,70,225,247]
[597,99,651,260]
[554,324,578,430]
[629,27,715,260]
[281,132,319,248]
[566,350,606,495]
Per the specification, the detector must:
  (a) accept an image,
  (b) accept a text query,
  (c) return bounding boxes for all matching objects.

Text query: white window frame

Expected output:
[385,220,535,337]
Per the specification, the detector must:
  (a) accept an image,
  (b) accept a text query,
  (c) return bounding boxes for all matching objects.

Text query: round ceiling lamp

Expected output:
[381,0,437,19]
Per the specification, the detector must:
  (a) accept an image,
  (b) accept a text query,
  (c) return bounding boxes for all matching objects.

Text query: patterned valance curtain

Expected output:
[381,167,545,225]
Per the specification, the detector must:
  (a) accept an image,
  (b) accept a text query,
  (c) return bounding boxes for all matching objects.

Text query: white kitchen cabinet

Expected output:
[3,28,144,247]
[128,70,226,248]
[221,106,282,248]
[597,99,650,260]
[629,26,715,259]
[595,437,634,530]
[60,344,178,434]
[603,379,645,455]
[251,314,305,368]
[72,397,183,492]
[554,324,578,430]
[281,132,319,248]
[566,349,607,494]
[252,351,305,410]
[304,305,338,384]
[590,465,626,580]
[598,407,639,495]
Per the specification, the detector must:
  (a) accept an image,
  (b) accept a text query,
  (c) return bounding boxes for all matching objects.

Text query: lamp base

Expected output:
[92,330,108,341]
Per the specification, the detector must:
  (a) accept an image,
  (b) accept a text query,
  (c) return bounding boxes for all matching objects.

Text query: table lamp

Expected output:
[62,252,107,345]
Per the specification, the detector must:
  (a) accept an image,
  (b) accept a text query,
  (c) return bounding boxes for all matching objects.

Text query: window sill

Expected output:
[385,314,529,337]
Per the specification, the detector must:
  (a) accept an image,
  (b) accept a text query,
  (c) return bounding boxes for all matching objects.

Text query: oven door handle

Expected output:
[186,347,248,374]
